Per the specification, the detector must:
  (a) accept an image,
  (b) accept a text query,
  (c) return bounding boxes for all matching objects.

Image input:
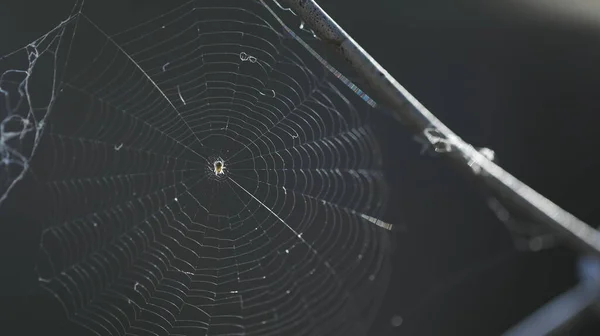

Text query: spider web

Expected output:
[3,0,394,335]
[0,15,75,205]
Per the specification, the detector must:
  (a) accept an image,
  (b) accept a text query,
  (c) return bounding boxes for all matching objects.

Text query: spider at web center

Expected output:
[213,160,225,176]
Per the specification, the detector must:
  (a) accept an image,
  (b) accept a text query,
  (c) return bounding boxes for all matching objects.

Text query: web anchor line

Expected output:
[228,169,397,232]
[227,176,321,255]
[79,13,208,164]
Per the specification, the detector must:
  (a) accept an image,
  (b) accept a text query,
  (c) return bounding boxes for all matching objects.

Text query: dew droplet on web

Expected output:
[390,315,403,327]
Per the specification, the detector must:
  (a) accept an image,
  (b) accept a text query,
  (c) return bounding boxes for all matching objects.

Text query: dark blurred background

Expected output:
[1,0,600,335]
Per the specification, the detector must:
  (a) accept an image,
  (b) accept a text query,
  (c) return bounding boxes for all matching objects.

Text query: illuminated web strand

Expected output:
[18,1,392,335]
[262,0,377,108]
